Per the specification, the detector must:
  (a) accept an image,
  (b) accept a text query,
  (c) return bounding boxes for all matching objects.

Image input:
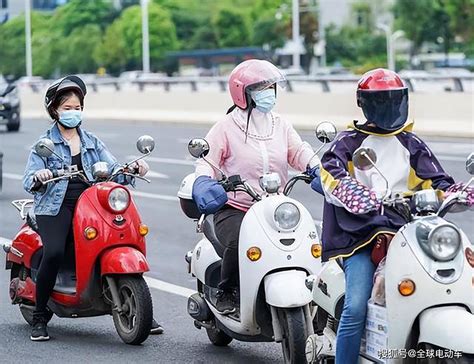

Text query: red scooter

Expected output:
[3,136,155,345]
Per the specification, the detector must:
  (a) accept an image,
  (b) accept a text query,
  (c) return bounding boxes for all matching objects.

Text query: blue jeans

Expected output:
[335,247,375,364]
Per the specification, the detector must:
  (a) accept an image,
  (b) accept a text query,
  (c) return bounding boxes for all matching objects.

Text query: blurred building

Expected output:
[318,0,394,29]
[0,0,69,22]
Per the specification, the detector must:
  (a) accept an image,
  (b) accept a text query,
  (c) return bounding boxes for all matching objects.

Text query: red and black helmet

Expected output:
[45,75,87,120]
[356,68,408,131]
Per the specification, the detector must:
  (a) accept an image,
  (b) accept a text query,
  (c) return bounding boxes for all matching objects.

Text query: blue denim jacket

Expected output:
[23,123,129,216]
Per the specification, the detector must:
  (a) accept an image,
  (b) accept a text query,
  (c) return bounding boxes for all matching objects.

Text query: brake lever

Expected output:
[123,172,151,183]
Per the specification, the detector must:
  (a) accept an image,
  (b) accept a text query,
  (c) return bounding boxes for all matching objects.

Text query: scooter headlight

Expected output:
[427,224,461,261]
[274,202,300,231]
[108,187,130,213]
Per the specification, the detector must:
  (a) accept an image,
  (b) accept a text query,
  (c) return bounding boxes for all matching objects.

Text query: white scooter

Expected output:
[305,150,474,364]
[177,123,337,363]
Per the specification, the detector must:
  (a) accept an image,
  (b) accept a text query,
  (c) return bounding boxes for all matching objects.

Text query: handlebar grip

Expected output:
[52,169,59,178]
[31,179,43,192]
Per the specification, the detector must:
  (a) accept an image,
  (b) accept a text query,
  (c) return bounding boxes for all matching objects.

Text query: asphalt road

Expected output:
[0,119,472,364]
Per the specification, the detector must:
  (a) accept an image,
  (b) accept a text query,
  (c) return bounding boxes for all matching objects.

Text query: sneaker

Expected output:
[30,317,49,342]
[150,318,164,335]
[215,290,236,315]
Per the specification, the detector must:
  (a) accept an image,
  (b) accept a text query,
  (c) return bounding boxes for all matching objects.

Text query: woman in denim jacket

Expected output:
[22,75,163,341]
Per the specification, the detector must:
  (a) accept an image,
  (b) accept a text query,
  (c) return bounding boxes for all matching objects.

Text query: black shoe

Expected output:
[215,290,236,315]
[30,315,50,342]
[150,318,164,335]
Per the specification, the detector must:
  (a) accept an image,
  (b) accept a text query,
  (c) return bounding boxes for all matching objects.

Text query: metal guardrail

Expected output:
[23,74,474,93]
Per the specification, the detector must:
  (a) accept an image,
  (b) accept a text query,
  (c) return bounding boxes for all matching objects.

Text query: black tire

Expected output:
[206,327,233,346]
[110,275,153,345]
[417,343,474,364]
[6,116,20,132]
[19,304,53,326]
[280,307,308,364]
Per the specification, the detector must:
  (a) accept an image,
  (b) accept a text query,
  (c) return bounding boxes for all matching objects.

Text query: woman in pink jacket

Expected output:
[192,59,321,314]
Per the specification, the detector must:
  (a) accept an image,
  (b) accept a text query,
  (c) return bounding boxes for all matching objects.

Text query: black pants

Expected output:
[214,206,245,292]
[35,202,75,314]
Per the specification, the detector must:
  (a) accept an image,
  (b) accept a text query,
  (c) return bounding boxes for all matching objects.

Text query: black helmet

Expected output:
[45,75,87,120]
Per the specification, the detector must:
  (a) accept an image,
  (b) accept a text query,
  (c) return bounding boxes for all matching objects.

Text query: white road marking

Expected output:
[132,191,178,202]
[0,237,12,246]
[127,155,195,166]
[0,235,194,299]
[3,173,23,180]
[144,276,194,298]
[146,171,169,179]
[438,155,469,162]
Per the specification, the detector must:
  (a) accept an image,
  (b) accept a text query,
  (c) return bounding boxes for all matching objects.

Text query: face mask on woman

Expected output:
[58,110,82,129]
[250,88,276,113]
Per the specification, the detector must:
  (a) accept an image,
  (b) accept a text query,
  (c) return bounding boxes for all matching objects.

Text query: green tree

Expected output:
[94,21,127,74]
[0,12,56,78]
[97,3,178,72]
[325,24,386,72]
[212,7,251,48]
[393,0,460,63]
[52,0,116,36]
[59,24,102,74]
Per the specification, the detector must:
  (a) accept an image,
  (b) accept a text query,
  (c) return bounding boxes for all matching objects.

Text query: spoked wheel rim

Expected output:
[116,285,138,334]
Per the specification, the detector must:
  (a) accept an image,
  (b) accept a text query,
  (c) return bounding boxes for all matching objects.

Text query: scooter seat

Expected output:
[203,215,225,257]
[26,210,39,233]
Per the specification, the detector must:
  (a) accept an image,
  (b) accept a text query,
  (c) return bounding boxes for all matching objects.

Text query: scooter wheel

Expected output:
[19,304,53,326]
[110,275,153,345]
[206,327,233,346]
[279,307,308,364]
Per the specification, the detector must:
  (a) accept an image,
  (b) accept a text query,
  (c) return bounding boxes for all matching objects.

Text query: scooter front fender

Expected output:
[264,270,312,308]
[100,247,149,275]
[418,306,474,354]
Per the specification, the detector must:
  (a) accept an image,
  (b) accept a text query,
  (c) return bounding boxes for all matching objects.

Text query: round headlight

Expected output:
[427,225,461,261]
[108,187,130,213]
[274,202,300,231]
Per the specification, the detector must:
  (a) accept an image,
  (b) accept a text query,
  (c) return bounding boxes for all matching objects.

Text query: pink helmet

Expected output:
[228,59,287,109]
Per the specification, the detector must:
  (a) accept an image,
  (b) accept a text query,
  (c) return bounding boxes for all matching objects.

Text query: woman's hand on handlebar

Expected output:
[127,159,149,177]
[34,169,53,183]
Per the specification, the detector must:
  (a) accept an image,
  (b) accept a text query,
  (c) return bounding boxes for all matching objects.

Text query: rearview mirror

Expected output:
[353,147,377,171]
[136,135,155,154]
[34,138,55,158]
[188,138,210,159]
[315,122,337,144]
[466,153,474,175]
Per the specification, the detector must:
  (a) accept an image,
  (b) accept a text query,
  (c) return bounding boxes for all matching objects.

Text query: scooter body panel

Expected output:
[264,270,312,308]
[100,246,149,275]
[385,223,473,354]
[418,306,474,353]
[311,260,345,318]
[8,182,148,311]
[192,194,322,337]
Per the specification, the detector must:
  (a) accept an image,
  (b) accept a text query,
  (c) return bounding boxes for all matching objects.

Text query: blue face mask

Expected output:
[250,88,276,113]
[58,110,82,129]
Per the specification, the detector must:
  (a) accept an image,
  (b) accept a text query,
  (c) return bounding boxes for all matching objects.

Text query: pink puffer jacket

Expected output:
[195,108,319,211]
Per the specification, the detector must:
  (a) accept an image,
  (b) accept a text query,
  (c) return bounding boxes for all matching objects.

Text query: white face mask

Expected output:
[58,110,82,129]
[250,88,276,113]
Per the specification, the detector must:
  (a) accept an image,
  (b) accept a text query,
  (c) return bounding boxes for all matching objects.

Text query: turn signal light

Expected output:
[247,247,262,261]
[84,227,97,240]
[465,247,474,268]
[139,224,149,236]
[398,279,416,296]
[311,244,322,258]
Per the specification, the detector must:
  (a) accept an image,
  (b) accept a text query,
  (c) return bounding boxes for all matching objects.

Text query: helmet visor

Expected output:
[358,88,408,131]
[245,65,287,92]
